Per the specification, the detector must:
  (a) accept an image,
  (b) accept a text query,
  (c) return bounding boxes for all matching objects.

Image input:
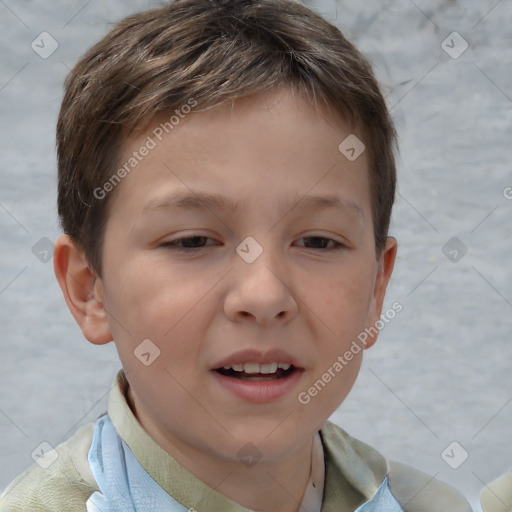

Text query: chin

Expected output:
[226,420,311,454]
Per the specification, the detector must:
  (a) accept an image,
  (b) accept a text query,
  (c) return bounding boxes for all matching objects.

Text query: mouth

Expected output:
[211,348,304,402]
[215,362,297,381]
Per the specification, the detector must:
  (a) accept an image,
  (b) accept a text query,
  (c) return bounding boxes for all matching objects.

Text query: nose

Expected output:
[223,241,299,327]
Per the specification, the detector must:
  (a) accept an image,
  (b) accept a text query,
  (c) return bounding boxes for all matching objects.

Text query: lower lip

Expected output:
[212,369,304,403]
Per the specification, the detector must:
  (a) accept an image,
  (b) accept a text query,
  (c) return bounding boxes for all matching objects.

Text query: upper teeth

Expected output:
[223,362,291,374]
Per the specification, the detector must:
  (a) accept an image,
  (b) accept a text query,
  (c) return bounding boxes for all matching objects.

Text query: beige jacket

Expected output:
[0,370,471,512]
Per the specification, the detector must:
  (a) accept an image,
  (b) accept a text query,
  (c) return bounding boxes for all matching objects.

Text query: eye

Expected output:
[296,236,345,250]
[160,235,346,252]
[160,236,218,251]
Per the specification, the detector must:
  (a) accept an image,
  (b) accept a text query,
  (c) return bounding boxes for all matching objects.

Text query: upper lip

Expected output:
[212,348,302,370]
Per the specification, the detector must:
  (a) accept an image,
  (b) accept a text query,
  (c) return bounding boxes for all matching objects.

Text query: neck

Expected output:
[128,388,314,512]
[213,440,314,512]
[161,428,313,512]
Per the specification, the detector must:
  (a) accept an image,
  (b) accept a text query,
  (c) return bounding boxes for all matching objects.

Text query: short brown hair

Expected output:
[57,0,397,276]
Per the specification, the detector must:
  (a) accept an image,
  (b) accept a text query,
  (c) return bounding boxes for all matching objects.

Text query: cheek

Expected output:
[310,263,375,334]
[104,260,218,372]
[105,256,204,330]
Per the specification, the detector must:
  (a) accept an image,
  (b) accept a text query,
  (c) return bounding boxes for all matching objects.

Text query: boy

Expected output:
[0,0,472,510]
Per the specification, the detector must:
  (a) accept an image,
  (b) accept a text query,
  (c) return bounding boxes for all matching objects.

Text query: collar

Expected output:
[108,370,388,511]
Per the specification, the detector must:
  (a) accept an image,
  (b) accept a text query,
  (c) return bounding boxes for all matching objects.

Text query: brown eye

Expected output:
[161,236,215,250]
[297,236,344,250]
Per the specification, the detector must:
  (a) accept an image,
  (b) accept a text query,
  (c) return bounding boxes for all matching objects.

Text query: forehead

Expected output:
[130,88,359,158]
[109,89,371,221]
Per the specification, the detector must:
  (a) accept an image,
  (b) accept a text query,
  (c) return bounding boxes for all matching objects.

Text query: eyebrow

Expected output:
[142,191,364,220]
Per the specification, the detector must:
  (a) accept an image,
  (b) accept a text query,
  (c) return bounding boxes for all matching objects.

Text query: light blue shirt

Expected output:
[86,414,404,512]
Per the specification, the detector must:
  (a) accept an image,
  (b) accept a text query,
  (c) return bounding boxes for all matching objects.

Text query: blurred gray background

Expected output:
[1,1,511,510]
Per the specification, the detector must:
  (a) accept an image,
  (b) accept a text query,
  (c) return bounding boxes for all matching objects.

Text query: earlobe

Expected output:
[364,237,398,349]
[53,234,113,345]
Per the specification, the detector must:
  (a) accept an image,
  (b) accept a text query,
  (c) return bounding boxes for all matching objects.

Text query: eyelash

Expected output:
[160,235,345,252]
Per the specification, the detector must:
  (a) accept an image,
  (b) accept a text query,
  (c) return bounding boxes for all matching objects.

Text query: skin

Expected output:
[54,87,397,512]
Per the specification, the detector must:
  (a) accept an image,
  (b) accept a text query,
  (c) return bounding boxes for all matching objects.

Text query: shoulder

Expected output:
[387,460,471,512]
[480,470,512,512]
[320,421,471,512]
[0,422,98,512]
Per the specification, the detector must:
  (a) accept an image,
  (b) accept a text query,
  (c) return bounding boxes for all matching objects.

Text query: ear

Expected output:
[364,237,398,349]
[53,234,113,345]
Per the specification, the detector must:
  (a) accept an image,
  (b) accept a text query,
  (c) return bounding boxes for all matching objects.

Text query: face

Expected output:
[93,88,395,466]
